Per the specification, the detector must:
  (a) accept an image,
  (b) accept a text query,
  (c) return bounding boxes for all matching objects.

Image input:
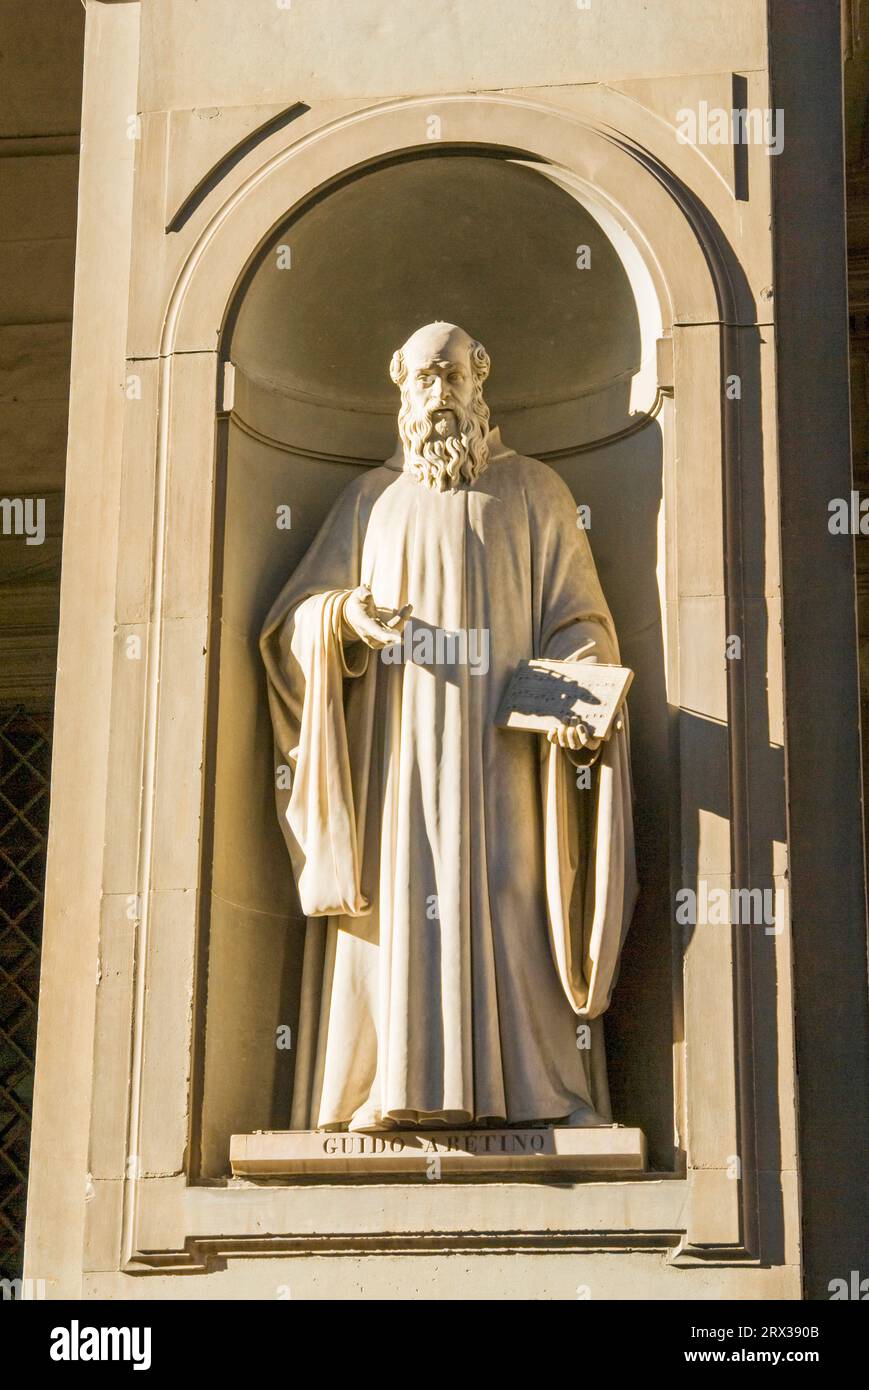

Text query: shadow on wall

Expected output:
[556,421,672,1171]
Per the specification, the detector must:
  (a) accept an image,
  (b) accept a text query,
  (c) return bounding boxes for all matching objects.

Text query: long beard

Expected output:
[398,394,490,491]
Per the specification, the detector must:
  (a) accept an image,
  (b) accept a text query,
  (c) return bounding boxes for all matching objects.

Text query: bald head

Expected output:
[389,322,491,491]
[390,322,490,393]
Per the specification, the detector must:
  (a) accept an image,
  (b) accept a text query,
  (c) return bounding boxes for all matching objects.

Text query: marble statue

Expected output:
[261,322,638,1134]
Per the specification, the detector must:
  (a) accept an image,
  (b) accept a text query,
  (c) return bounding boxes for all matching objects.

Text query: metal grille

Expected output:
[0,707,51,1281]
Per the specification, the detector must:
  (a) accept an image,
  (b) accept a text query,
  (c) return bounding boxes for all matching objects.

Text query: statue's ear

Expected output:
[470,341,491,384]
[389,349,406,387]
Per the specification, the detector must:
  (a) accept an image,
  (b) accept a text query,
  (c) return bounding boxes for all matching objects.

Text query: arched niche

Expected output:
[197,148,674,1176]
[117,92,758,1266]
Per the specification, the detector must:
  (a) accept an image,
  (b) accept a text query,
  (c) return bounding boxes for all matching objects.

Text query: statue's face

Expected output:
[393,325,491,490]
[403,347,476,440]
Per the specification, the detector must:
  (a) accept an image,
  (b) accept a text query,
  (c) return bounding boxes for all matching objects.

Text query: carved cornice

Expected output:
[126,1226,686,1274]
[227,389,666,467]
[229,408,378,465]
[232,362,646,420]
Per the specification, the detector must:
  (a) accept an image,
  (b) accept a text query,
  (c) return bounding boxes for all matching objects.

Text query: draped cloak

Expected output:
[260,429,638,1131]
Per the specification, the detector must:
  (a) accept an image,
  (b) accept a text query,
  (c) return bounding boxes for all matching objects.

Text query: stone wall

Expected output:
[15,0,867,1300]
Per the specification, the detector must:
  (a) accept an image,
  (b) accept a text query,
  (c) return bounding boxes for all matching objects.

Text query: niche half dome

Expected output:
[228,154,647,459]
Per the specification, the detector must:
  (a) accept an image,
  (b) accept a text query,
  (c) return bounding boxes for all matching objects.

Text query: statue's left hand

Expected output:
[546,716,623,757]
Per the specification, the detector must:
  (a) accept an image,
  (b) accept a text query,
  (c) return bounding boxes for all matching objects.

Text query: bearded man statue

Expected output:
[261,321,637,1134]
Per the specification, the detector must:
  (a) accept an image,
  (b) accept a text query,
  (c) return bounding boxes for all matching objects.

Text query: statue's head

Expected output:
[390,322,491,490]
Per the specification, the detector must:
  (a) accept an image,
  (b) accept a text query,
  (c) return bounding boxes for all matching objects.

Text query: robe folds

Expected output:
[261,430,638,1131]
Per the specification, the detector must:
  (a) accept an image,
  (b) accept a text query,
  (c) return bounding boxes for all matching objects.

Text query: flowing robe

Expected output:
[261,430,638,1130]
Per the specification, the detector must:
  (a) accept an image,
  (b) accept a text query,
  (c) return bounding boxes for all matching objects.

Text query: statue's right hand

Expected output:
[341,585,412,650]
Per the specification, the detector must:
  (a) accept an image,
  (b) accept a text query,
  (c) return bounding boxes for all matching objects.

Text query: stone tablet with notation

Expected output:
[495,659,634,738]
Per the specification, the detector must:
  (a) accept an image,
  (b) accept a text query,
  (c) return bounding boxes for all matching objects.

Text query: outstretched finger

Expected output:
[381,603,413,631]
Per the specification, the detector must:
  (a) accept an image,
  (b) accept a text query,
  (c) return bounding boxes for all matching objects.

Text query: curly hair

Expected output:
[389,336,491,390]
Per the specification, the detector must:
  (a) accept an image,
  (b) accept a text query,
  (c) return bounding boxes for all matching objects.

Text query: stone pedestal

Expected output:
[230,1126,648,1177]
